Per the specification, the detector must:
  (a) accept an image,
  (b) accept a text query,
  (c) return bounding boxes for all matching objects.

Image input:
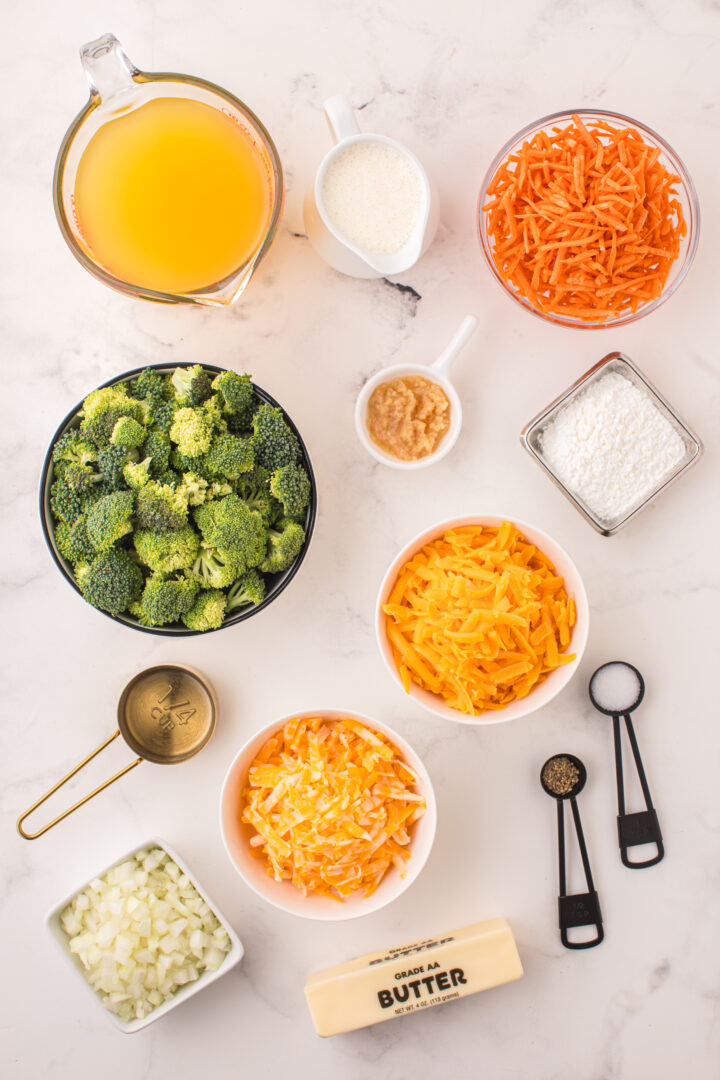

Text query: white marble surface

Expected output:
[2,1,719,1077]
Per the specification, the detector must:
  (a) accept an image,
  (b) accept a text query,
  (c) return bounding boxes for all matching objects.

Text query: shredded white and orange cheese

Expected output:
[240,717,426,901]
[383,522,576,715]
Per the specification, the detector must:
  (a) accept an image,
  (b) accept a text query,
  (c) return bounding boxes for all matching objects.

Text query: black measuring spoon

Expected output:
[540,754,603,950]
[589,661,664,869]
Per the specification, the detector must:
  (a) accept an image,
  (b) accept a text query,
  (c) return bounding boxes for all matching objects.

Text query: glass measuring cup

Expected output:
[17,666,216,839]
[54,34,283,306]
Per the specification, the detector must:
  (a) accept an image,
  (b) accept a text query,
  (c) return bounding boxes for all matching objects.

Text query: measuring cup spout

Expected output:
[432,315,479,376]
[80,34,139,105]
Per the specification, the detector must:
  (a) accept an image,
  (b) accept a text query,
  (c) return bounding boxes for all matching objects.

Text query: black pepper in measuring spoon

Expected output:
[540,754,603,950]
[589,661,664,869]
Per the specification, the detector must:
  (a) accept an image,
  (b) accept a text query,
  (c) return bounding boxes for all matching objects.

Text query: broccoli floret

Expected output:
[252,403,301,471]
[57,460,103,495]
[143,431,172,476]
[52,429,98,469]
[133,574,199,627]
[182,588,228,631]
[171,365,213,407]
[123,457,151,489]
[97,444,132,489]
[80,385,144,447]
[236,468,282,525]
[209,481,234,500]
[260,518,305,574]
[54,514,96,567]
[213,371,256,429]
[85,490,135,552]
[178,471,208,506]
[135,481,188,532]
[190,544,244,589]
[226,568,266,611]
[111,416,146,448]
[194,494,266,571]
[133,523,200,573]
[143,395,177,434]
[75,548,143,616]
[203,434,254,481]
[50,470,103,525]
[130,367,168,401]
[169,406,214,457]
[270,463,311,521]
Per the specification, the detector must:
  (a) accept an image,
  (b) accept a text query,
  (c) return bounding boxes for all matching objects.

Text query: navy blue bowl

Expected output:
[40,363,317,636]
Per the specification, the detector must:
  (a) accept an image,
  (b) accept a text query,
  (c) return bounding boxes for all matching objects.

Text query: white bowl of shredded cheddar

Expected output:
[376,517,589,724]
[219,711,437,919]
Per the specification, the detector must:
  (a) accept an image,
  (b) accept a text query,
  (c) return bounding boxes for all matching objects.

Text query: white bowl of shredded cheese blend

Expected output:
[304,96,438,278]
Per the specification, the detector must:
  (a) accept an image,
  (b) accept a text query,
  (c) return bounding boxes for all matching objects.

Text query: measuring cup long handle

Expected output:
[431,315,479,376]
[16,730,142,840]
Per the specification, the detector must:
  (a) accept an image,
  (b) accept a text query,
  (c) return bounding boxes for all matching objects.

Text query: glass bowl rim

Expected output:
[477,107,701,329]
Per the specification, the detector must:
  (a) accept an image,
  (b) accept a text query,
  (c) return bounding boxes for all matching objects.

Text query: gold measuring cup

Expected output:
[54,33,283,305]
[17,666,216,840]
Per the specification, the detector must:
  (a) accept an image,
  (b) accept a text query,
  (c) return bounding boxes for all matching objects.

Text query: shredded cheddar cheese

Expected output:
[240,717,426,901]
[383,523,576,715]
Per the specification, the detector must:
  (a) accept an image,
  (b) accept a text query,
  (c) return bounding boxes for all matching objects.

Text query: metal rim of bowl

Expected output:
[477,108,701,330]
[39,362,317,636]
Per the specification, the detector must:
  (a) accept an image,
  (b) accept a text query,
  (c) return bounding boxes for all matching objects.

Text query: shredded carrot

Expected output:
[240,717,426,901]
[482,115,686,321]
[383,524,576,716]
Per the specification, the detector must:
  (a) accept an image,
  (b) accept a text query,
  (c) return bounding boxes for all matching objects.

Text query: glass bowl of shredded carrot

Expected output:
[376,517,589,724]
[220,710,437,920]
[478,110,699,328]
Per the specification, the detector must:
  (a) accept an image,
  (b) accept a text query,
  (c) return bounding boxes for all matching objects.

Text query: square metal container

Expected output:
[520,352,703,536]
[45,837,244,1033]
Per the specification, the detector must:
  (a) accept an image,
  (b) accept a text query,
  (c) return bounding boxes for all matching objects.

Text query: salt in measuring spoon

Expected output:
[589,661,664,869]
[540,754,604,950]
[355,314,478,470]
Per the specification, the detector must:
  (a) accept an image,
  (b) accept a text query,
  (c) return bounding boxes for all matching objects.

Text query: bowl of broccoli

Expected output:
[40,363,317,635]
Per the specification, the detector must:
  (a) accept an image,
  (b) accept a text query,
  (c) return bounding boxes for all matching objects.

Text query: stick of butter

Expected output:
[305,917,523,1037]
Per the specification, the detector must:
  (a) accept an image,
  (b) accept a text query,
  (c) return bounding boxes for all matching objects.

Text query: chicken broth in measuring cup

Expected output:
[74,98,273,295]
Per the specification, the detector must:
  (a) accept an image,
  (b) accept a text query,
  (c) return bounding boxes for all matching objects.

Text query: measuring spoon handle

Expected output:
[558,797,604,949]
[16,730,142,839]
[614,714,665,868]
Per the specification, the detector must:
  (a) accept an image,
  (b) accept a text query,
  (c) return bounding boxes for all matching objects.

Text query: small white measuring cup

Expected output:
[355,315,478,469]
[303,95,438,279]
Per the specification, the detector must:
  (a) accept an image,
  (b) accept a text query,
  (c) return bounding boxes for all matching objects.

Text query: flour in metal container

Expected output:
[539,372,686,522]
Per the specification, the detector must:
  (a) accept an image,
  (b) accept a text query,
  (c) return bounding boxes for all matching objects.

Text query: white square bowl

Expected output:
[45,837,244,1033]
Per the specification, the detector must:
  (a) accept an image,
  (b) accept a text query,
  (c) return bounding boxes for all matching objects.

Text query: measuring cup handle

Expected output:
[323,96,361,143]
[16,730,142,840]
[431,315,479,376]
[80,34,139,103]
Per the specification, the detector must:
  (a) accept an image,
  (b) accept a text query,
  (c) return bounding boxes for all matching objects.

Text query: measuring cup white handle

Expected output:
[431,315,479,376]
[324,96,361,144]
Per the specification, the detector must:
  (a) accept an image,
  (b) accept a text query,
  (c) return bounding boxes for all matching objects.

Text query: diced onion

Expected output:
[59,848,231,1023]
